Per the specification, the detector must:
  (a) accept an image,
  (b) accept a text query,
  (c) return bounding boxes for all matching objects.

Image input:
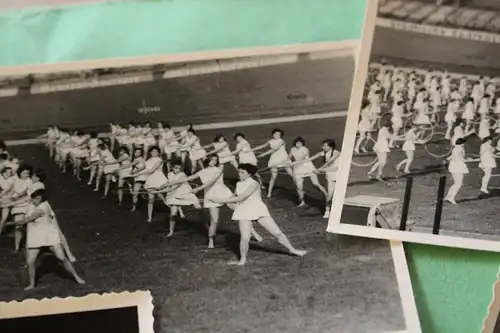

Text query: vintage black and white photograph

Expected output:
[0,291,153,333]
[0,43,420,332]
[329,0,500,251]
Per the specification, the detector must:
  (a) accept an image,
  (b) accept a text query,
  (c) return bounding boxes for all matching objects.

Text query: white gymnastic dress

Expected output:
[369,97,381,116]
[390,104,403,129]
[231,177,270,221]
[448,145,469,174]
[414,102,431,125]
[198,166,233,208]
[402,129,416,152]
[71,136,88,158]
[445,103,457,123]
[187,135,207,161]
[382,73,391,90]
[479,142,496,169]
[459,79,468,96]
[472,84,482,106]
[442,77,451,98]
[10,177,33,215]
[358,107,374,132]
[88,138,100,163]
[496,98,500,115]
[60,135,78,160]
[430,91,441,110]
[144,156,168,190]
[144,132,156,147]
[414,92,425,110]
[25,201,60,249]
[165,171,200,206]
[157,128,166,150]
[322,149,340,183]
[0,175,14,194]
[134,127,145,146]
[213,142,235,164]
[424,73,432,89]
[118,128,129,145]
[408,82,416,101]
[478,118,490,140]
[237,139,258,166]
[101,150,119,175]
[374,127,391,153]
[463,101,475,121]
[290,146,316,178]
[179,130,189,153]
[47,128,58,145]
[118,153,133,179]
[478,98,489,116]
[133,157,148,182]
[267,138,288,168]
[164,129,179,154]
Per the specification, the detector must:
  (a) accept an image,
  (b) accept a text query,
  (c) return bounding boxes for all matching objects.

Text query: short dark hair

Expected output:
[238,163,258,176]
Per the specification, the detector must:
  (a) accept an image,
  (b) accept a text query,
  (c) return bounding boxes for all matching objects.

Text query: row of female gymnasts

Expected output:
[46,123,340,222]
[354,65,500,204]
[0,143,85,290]
[45,124,340,264]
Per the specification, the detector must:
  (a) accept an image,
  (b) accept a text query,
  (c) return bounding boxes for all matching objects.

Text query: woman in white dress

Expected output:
[68,131,90,179]
[395,123,423,174]
[159,154,262,248]
[444,99,460,140]
[1,170,77,262]
[479,136,497,194]
[155,122,167,152]
[177,124,193,170]
[205,134,239,171]
[253,129,293,198]
[153,159,201,236]
[451,119,474,147]
[161,123,180,171]
[314,139,341,219]
[286,137,328,207]
[6,189,85,290]
[390,100,406,148]
[441,74,451,103]
[458,77,468,97]
[56,129,77,174]
[413,98,431,127]
[85,132,101,186]
[478,116,491,140]
[108,122,118,152]
[211,163,307,266]
[354,101,376,154]
[44,125,60,160]
[471,81,482,109]
[462,98,476,134]
[445,137,472,204]
[382,71,392,101]
[113,147,134,206]
[96,144,119,197]
[429,87,442,123]
[229,133,264,189]
[0,167,15,201]
[177,129,207,174]
[130,146,168,222]
[368,121,393,181]
[0,165,33,251]
[478,95,491,118]
[128,147,147,212]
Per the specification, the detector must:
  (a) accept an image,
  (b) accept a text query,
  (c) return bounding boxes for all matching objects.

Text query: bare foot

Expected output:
[252,233,263,242]
[208,240,215,249]
[130,206,136,212]
[24,284,35,291]
[165,232,174,238]
[297,201,305,208]
[75,277,85,285]
[228,260,245,266]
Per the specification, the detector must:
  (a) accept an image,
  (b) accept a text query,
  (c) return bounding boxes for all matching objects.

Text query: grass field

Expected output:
[0,118,406,333]
[340,26,500,239]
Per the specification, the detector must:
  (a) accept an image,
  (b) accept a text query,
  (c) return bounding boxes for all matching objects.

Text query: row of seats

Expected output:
[378,0,500,33]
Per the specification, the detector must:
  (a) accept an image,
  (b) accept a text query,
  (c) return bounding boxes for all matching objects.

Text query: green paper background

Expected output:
[1,0,500,332]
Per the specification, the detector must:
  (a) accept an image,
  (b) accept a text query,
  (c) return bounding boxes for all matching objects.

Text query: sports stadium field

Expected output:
[342,11,500,239]
[0,53,407,332]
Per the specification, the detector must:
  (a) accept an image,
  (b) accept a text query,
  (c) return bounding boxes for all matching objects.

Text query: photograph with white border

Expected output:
[329,0,500,252]
[0,290,154,333]
[0,41,421,332]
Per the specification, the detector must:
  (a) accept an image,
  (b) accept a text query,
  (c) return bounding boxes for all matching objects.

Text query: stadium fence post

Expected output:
[399,176,413,231]
[432,175,447,235]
